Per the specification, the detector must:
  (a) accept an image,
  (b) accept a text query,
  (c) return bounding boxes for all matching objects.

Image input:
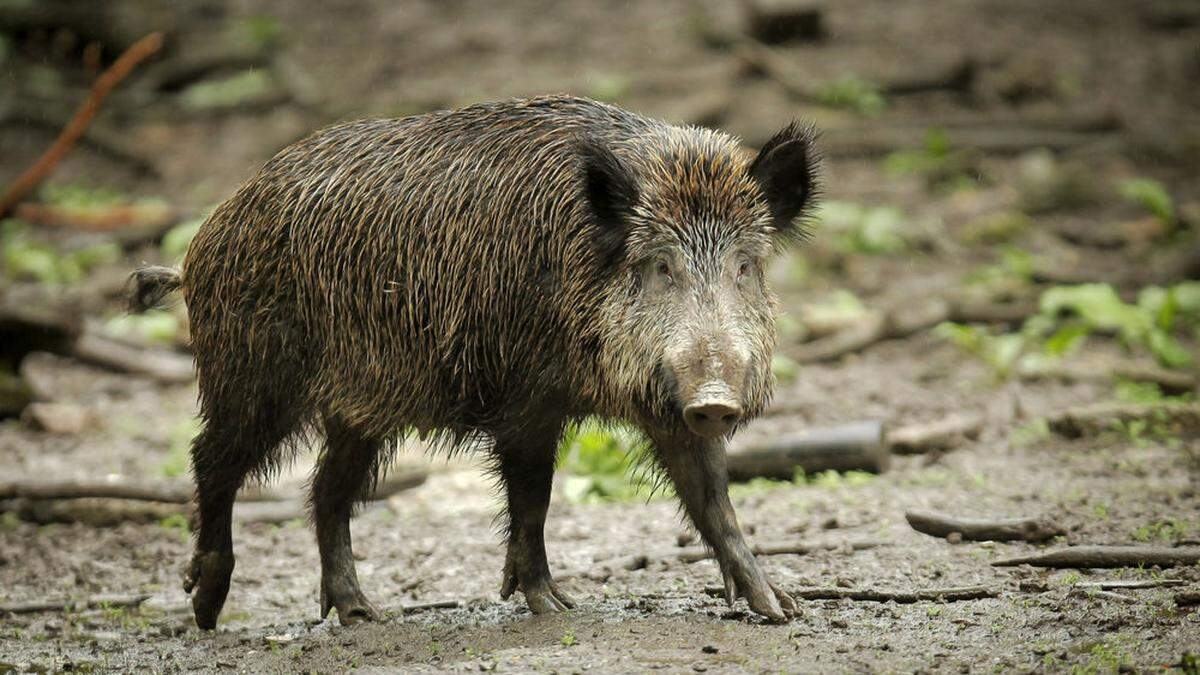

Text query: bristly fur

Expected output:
[156,95,820,627]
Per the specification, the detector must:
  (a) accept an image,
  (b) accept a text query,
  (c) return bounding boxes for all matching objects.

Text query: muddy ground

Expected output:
[2,0,1200,672]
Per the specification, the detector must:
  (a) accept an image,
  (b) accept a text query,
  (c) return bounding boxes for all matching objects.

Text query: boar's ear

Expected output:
[578,137,638,266]
[747,122,819,243]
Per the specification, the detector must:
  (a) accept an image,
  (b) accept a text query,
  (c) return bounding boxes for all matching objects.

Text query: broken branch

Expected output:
[727,420,889,480]
[0,593,150,615]
[886,413,986,455]
[0,31,165,218]
[788,296,1035,363]
[704,584,996,603]
[905,510,1064,543]
[1046,402,1200,439]
[679,539,884,564]
[992,546,1200,568]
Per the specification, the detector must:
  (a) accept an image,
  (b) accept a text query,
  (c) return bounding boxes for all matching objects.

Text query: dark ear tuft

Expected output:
[748,121,820,243]
[578,136,638,266]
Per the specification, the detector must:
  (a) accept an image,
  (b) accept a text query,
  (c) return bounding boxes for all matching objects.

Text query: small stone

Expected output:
[701,645,719,654]
[946,532,963,544]
[22,402,89,434]
[264,633,294,646]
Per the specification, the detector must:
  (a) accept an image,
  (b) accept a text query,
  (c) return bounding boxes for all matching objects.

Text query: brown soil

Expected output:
[2,1,1198,672]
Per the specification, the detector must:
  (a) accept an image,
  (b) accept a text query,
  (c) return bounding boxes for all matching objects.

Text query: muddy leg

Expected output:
[310,415,383,625]
[496,430,575,613]
[649,430,797,622]
[184,422,284,629]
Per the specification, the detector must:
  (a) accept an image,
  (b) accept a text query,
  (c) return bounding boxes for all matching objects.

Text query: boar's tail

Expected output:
[127,265,183,313]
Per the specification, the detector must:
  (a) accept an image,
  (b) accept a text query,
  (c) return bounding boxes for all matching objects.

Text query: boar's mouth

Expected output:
[643,360,746,439]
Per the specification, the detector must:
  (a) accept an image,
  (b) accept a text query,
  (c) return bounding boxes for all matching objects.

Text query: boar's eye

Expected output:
[655,259,673,280]
[737,259,752,279]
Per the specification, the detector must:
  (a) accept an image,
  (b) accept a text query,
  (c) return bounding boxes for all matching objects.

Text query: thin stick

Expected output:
[0,593,149,615]
[886,414,986,455]
[0,478,191,503]
[992,546,1200,568]
[0,31,164,218]
[1075,579,1186,590]
[704,585,996,603]
[1069,588,1138,604]
[905,510,1063,543]
[678,539,884,564]
[400,600,460,614]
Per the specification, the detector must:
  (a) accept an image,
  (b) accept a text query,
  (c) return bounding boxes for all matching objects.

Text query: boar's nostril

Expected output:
[683,401,743,438]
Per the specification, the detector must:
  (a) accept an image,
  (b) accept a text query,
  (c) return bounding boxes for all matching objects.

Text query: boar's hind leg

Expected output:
[651,432,798,623]
[496,428,576,613]
[310,414,384,625]
[185,414,296,630]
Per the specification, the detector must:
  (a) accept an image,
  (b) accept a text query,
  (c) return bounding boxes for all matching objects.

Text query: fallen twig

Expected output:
[886,413,986,455]
[992,546,1200,568]
[1069,588,1138,604]
[1018,360,1196,395]
[1075,579,1186,590]
[13,201,175,233]
[1175,591,1200,606]
[0,470,426,506]
[1045,402,1200,439]
[728,420,889,480]
[0,32,164,218]
[733,39,974,101]
[0,478,192,503]
[788,296,1035,363]
[678,539,884,564]
[704,584,996,603]
[73,331,195,384]
[905,510,1063,543]
[400,599,461,614]
[0,593,150,615]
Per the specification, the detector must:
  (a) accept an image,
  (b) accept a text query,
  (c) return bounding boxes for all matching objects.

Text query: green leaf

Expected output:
[1119,178,1174,224]
[1042,324,1089,357]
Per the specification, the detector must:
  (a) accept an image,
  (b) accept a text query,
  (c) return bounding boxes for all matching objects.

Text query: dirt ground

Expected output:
[2,1,1200,672]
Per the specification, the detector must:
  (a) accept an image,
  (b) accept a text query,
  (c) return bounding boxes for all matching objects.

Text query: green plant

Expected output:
[813,201,907,254]
[180,70,274,111]
[160,417,201,478]
[560,630,577,647]
[159,513,191,542]
[1,219,121,284]
[885,129,981,192]
[103,310,181,345]
[963,247,1035,295]
[934,322,1027,379]
[1119,178,1174,225]
[771,354,800,385]
[161,215,207,259]
[815,75,886,115]
[556,420,656,503]
[1131,519,1188,543]
[1038,283,1197,369]
[234,15,284,49]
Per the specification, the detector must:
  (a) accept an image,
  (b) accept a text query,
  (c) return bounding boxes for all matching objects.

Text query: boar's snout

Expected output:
[683,398,742,438]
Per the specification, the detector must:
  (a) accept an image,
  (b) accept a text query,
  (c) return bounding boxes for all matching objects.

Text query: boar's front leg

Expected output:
[495,427,577,613]
[650,430,797,622]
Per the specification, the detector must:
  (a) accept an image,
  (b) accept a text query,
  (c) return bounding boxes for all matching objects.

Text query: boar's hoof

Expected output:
[520,579,577,614]
[320,583,382,625]
[721,569,798,623]
[183,550,235,630]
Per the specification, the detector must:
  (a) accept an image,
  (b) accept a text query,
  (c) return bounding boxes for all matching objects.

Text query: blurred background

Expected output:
[1,1,1198,672]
